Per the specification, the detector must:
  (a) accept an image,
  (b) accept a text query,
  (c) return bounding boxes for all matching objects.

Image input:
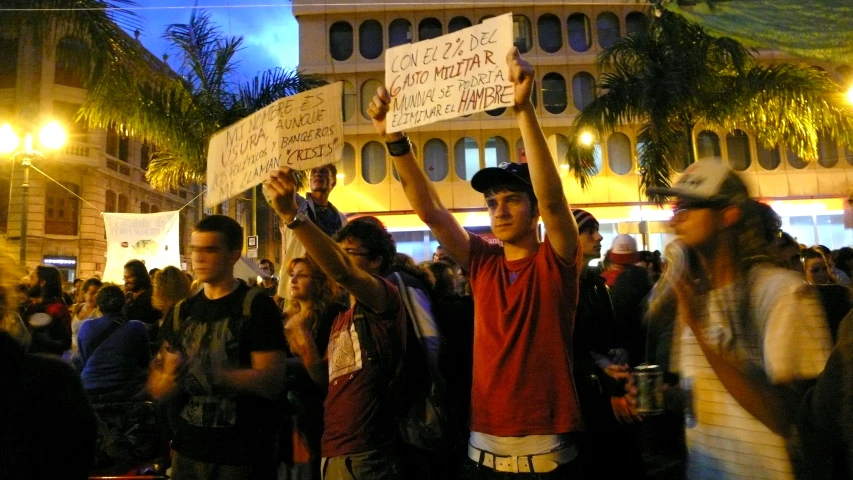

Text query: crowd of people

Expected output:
[3,48,853,480]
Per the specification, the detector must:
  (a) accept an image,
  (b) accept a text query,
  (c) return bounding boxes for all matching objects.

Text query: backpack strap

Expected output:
[172,298,186,335]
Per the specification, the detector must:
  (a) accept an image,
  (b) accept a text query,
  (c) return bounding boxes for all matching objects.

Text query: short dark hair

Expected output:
[259,258,274,269]
[195,215,243,252]
[484,181,538,216]
[73,278,83,286]
[312,164,337,177]
[333,216,397,275]
[124,259,152,289]
[35,265,63,301]
[81,277,102,293]
[96,284,126,315]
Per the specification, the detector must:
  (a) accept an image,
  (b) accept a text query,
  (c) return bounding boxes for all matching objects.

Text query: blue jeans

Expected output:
[321,448,401,480]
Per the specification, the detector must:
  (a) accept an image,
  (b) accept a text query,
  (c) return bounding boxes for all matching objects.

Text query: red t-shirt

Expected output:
[468,234,583,436]
[321,276,406,457]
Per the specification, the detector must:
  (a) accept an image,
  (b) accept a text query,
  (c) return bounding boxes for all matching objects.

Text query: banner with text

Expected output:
[102,211,181,284]
[384,13,513,133]
[206,82,344,207]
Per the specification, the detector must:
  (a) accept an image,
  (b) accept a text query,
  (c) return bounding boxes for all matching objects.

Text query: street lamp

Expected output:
[0,121,67,264]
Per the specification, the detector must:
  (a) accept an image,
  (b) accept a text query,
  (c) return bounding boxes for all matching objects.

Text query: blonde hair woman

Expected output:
[152,266,192,325]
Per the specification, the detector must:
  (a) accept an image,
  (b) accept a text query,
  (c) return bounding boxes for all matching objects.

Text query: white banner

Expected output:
[384,13,514,133]
[102,211,182,284]
[206,82,344,207]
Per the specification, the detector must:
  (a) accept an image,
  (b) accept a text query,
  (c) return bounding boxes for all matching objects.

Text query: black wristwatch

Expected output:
[386,134,411,157]
[285,211,309,229]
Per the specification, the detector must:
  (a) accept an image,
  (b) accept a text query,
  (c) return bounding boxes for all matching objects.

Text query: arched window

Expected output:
[607,133,632,175]
[672,139,693,173]
[361,141,387,184]
[596,12,621,49]
[696,130,721,159]
[786,146,808,169]
[571,72,595,111]
[329,21,353,61]
[485,136,510,168]
[726,130,751,171]
[423,139,449,182]
[542,73,567,114]
[0,38,18,88]
[359,20,383,60]
[448,16,471,33]
[419,17,442,41]
[342,80,356,121]
[389,19,412,47]
[757,143,781,170]
[117,194,129,213]
[515,138,526,163]
[55,36,89,87]
[531,80,538,108]
[105,190,116,213]
[391,144,417,182]
[554,134,570,169]
[513,15,533,53]
[140,201,149,214]
[361,79,383,120]
[479,15,495,23]
[590,143,604,175]
[454,138,479,181]
[626,12,647,36]
[538,14,562,53]
[567,13,592,52]
[342,143,356,185]
[818,133,838,168]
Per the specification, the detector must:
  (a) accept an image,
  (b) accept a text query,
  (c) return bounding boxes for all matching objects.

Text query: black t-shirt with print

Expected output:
[159,281,286,465]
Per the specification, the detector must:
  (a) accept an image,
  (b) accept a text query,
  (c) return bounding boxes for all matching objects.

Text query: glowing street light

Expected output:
[0,121,67,264]
[579,130,595,147]
[847,85,853,105]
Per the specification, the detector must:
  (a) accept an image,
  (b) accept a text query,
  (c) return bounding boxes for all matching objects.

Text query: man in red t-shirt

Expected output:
[367,48,583,477]
[264,172,406,478]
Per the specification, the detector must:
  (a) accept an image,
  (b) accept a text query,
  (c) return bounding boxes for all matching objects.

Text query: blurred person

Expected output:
[257,258,279,297]
[802,247,837,285]
[816,244,851,286]
[78,284,150,401]
[773,231,804,273]
[637,250,663,284]
[151,266,192,326]
[277,164,348,305]
[835,247,853,281]
[603,234,653,366]
[0,253,29,349]
[70,277,103,354]
[802,247,852,343]
[72,277,84,303]
[650,160,832,479]
[148,215,287,479]
[23,264,72,356]
[123,259,161,328]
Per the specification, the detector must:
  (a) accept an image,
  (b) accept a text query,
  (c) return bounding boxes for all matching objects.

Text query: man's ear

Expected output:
[229,249,242,265]
[721,205,741,228]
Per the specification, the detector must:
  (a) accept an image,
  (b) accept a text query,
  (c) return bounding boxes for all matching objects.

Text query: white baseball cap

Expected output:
[647,159,749,206]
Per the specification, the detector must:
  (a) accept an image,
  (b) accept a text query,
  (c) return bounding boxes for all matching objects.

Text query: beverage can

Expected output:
[633,364,664,415]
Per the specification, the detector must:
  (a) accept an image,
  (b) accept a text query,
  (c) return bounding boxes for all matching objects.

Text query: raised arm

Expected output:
[263,168,390,313]
[368,89,471,270]
[506,47,578,261]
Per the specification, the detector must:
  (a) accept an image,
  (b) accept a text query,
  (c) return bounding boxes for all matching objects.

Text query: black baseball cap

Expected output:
[471,162,532,193]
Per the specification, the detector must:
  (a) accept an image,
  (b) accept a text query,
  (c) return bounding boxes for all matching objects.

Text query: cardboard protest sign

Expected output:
[384,13,513,133]
[102,211,181,283]
[206,82,343,207]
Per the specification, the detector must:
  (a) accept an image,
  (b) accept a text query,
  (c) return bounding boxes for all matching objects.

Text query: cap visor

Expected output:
[471,168,528,193]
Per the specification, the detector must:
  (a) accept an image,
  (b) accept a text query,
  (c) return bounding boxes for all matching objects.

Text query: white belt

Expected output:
[467,444,578,473]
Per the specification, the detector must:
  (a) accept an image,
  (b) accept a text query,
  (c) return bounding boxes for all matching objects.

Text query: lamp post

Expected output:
[0,122,67,264]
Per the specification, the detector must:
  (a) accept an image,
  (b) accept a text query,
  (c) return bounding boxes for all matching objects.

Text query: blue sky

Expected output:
[122,1,301,81]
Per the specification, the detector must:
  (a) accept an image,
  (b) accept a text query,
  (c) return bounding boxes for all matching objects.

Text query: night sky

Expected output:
[121,0,301,81]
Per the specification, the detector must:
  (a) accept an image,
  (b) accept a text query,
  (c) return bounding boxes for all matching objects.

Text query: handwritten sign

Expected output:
[206,82,343,207]
[102,211,181,283]
[384,13,513,133]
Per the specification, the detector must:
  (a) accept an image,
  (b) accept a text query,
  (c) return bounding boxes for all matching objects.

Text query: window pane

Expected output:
[567,13,592,52]
[423,139,449,182]
[572,72,595,110]
[329,21,353,61]
[626,12,647,36]
[757,143,781,170]
[591,143,603,176]
[55,36,89,87]
[515,138,526,163]
[555,134,570,169]
[818,133,838,168]
[673,139,692,173]
[389,18,412,47]
[788,216,815,246]
[726,130,751,171]
[513,15,533,53]
[448,16,472,33]
[105,190,116,213]
[140,142,150,170]
[537,14,562,53]
[816,215,846,250]
[361,79,383,119]
[485,137,510,168]
[45,183,79,235]
[542,73,567,114]
[596,12,621,49]
[342,80,356,121]
[786,145,808,169]
[607,133,632,175]
[359,20,383,60]
[419,17,442,41]
[361,141,387,184]
[696,130,721,159]
[454,137,479,181]
[342,143,356,186]
[0,37,18,88]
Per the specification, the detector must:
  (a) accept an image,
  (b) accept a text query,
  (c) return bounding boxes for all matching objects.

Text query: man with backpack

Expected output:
[147,215,287,480]
[263,169,408,479]
[367,47,584,477]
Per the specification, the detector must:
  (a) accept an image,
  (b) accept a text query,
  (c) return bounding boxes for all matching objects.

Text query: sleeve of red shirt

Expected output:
[46,302,72,335]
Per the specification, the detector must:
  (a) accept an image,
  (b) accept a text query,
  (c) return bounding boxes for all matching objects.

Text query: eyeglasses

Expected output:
[344,249,371,257]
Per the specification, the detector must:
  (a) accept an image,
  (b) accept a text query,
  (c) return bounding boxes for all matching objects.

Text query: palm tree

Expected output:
[81,9,326,191]
[566,8,853,204]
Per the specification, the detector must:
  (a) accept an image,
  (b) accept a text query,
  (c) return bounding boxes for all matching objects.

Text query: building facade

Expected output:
[293,0,853,259]
[0,25,201,281]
